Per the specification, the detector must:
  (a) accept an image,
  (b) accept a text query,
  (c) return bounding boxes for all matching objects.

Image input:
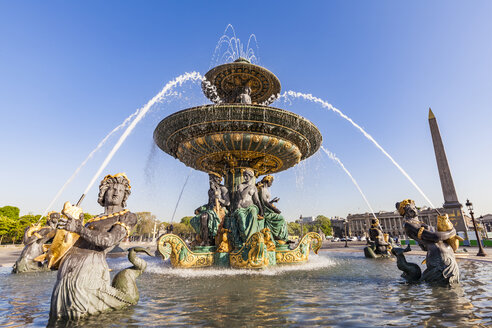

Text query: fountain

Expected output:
[153,58,323,269]
[2,34,492,327]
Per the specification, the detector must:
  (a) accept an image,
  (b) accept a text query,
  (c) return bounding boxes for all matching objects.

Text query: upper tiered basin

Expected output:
[153,103,321,176]
[202,57,281,105]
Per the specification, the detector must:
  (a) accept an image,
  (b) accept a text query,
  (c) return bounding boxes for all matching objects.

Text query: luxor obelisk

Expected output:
[428,108,468,238]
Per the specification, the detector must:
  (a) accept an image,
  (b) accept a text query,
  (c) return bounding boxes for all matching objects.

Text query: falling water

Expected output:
[81,72,204,199]
[41,109,140,217]
[210,24,259,67]
[281,91,436,208]
[321,146,377,219]
[170,168,193,223]
[41,71,220,216]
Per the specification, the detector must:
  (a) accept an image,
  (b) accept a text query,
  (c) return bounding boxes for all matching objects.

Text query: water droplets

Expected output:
[279,90,436,208]
[321,146,377,219]
[210,24,260,67]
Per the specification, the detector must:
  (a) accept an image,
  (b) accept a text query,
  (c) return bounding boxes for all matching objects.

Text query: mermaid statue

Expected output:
[12,212,58,273]
[395,199,460,285]
[49,173,150,321]
[256,175,289,244]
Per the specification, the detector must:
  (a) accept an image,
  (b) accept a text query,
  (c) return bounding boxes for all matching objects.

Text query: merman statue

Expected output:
[395,199,460,285]
[49,173,151,321]
[364,218,392,258]
[191,173,230,246]
[12,212,58,273]
[256,175,289,244]
[230,168,264,247]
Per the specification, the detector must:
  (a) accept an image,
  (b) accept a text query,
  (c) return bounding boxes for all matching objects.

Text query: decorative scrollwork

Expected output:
[276,232,322,264]
[156,234,214,268]
[230,231,269,269]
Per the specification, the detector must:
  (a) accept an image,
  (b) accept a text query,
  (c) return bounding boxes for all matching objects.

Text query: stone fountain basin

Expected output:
[2,252,491,327]
[153,104,322,175]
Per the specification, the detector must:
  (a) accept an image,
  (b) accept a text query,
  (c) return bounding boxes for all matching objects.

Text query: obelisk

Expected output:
[428,108,468,234]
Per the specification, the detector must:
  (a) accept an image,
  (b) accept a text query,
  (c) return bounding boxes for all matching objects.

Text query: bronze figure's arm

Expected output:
[420,227,456,243]
[252,189,264,217]
[259,187,280,214]
[58,213,135,248]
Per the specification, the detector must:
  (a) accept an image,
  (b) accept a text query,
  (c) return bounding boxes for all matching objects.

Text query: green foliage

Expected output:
[134,212,158,236]
[287,222,301,236]
[0,213,42,244]
[180,216,193,227]
[0,215,16,244]
[289,215,332,239]
[172,222,194,236]
[0,206,20,219]
[83,213,93,221]
[158,222,170,232]
[314,215,332,236]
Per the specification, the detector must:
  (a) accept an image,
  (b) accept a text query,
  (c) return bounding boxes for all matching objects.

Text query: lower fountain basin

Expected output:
[1,252,491,327]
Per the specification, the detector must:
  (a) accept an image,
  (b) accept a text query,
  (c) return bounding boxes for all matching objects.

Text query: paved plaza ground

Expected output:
[2,241,492,268]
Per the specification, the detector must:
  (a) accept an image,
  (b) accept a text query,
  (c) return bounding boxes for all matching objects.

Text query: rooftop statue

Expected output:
[191,173,230,246]
[49,173,150,322]
[12,212,58,273]
[395,199,460,285]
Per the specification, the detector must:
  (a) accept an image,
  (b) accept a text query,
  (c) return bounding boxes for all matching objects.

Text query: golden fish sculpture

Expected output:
[45,202,83,269]
[437,214,464,253]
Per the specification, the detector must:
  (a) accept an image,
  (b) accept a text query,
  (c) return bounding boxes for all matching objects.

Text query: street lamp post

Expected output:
[344,219,348,248]
[299,214,304,239]
[465,199,487,257]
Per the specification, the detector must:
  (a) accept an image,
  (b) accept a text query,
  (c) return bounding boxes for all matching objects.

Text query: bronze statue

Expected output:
[391,245,422,282]
[49,173,150,321]
[364,218,391,258]
[256,175,289,244]
[230,168,264,247]
[191,173,230,246]
[12,212,58,273]
[395,199,460,285]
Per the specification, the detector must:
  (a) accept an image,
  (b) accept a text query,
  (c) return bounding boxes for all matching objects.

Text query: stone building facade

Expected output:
[480,214,492,237]
[346,208,441,239]
[331,218,350,238]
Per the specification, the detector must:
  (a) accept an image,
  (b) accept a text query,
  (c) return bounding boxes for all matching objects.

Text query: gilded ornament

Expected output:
[230,231,269,269]
[276,232,322,264]
[157,234,214,268]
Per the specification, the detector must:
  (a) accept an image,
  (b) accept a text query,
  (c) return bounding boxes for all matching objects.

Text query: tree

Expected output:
[180,216,193,227]
[134,212,158,237]
[172,222,194,238]
[83,213,93,221]
[314,215,332,236]
[0,215,16,244]
[288,222,301,236]
[0,206,20,219]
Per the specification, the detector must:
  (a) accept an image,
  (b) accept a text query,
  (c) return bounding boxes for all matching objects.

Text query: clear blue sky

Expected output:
[1,1,491,221]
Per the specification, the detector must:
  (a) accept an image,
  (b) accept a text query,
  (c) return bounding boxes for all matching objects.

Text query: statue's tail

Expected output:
[128,247,152,273]
[111,247,152,305]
